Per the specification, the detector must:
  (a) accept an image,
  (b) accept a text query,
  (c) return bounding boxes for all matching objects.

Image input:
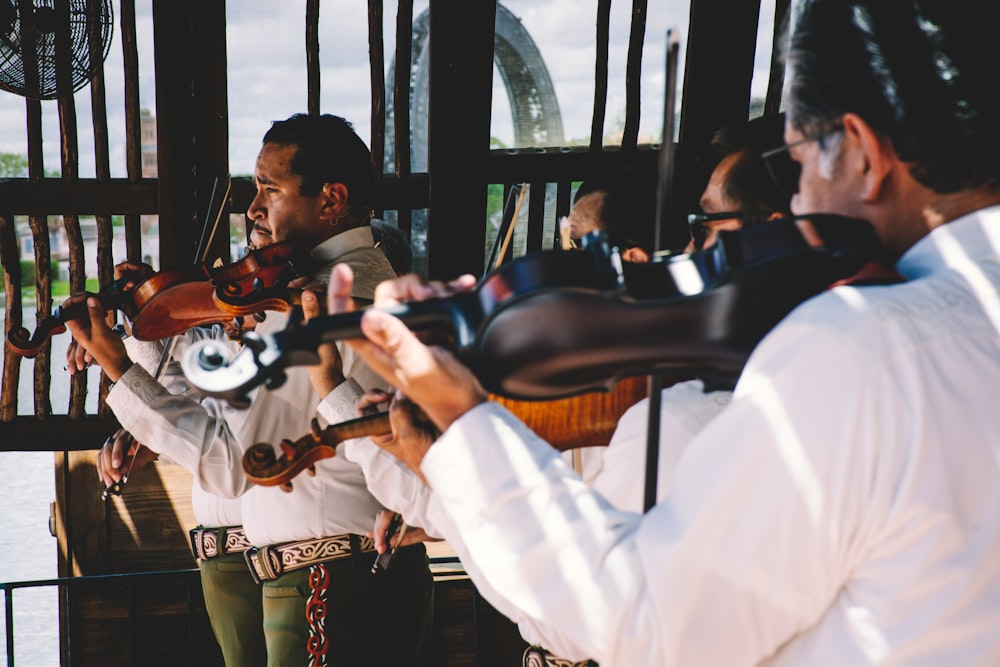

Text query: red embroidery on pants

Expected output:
[306,564,330,666]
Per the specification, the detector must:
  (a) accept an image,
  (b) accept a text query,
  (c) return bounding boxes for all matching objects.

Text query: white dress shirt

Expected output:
[417,207,1000,666]
[107,228,399,544]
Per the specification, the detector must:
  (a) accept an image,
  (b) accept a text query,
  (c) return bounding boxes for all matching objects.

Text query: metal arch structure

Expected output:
[385,2,565,174]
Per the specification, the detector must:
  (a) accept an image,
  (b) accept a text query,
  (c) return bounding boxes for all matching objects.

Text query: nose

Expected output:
[246,190,264,220]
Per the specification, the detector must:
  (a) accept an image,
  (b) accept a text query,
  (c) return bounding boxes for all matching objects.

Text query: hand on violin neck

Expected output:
[327,264,487,448]
[355,389,434,485]
[113,260,155,290]
[300,286,345,396]
[63,296,134,382]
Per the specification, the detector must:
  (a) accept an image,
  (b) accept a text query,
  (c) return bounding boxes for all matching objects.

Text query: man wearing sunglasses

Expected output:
[686,113,796,252]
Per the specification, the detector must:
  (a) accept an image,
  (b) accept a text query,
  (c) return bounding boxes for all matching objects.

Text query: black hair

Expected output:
[710,113,794,227]
[370,219,413,274]
[262,113,376,205]
[787,0,1000,193]
[573,173,656,252]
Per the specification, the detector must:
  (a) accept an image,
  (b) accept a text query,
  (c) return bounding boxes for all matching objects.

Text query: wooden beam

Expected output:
[484,147,660,184]
[0,416,121,451]
[425,0,497,280]
[229,174,431,215]
[0,179,158,215]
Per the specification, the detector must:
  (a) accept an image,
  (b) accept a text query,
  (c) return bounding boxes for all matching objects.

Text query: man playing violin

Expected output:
[65,113,433,666]
[342,113,799,667]
[313,1,1000,665]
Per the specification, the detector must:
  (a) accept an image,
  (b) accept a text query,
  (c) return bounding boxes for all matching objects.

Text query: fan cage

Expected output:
[0,0,114,100]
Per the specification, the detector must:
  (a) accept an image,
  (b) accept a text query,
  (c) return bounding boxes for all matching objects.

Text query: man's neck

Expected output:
[315,209,370,246]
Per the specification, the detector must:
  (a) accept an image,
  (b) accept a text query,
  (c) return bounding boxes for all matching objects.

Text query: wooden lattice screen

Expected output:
[0,0,144,436]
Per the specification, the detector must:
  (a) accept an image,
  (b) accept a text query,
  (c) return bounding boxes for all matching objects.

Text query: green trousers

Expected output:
[261,542,434,666]
[199,551,267,667]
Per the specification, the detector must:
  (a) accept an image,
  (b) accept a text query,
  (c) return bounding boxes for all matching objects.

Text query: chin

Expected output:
[249,232,273,248]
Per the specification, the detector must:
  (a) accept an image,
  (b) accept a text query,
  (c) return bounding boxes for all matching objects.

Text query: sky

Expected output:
[0,0,777,180]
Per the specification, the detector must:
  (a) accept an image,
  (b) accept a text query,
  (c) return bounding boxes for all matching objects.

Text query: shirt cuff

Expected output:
[315,377,365,425]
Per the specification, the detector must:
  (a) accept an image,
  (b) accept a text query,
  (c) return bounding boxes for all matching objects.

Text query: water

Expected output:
[0,451,60,667]
[1,332,99,667]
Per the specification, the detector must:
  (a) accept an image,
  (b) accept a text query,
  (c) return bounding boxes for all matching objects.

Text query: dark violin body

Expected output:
[6,240,311,358]
[486,213,899,396]
[181,214,896,403]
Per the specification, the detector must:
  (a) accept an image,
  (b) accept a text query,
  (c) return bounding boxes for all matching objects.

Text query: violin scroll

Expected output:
[243,412,391,490]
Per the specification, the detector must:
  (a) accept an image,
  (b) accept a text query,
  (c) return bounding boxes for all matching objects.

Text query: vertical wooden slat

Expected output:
[16,0,40,98]
[193,1,230,266]
[0,214,22,420]
[89,0,115,413]
[27,214,52,418]
[23,92,51,418]
[590,0,611,150]
[153,0,230,268]
[367,0,385,186]
[621,0,648,152]
[553,179,573,249]
[306,0,320,116]
[426,0,496,280]
[120,0,143,263]
[764,0,791,116]
[394,0,414,180]
[526,181,546,252]
[152,0,197,268]
[56,0,88,416]
[393,0,414,237]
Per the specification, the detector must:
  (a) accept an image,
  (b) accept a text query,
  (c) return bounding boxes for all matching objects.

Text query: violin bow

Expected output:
[642,29,680,514]
[103,176,232,500]
[485,183,527,277]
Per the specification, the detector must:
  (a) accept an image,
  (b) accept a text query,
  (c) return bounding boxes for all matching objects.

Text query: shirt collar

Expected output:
[895,204,1000,280]
[310,226,376,262]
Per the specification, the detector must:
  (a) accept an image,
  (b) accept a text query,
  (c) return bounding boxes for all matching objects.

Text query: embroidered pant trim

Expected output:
[306,563,330,667]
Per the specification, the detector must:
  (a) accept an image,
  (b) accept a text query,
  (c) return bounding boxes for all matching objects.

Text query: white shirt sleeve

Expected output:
[419,313,872,665]
[106,360,254,498]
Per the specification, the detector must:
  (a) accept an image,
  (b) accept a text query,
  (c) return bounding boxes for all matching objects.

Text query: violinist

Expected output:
[65,113,434,666]
[563,175,653,263]
[349,114,799,667]
[316,1,1000,664]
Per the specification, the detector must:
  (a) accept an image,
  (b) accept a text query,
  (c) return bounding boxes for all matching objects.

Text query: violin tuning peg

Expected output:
[279,439,297,461]
[307,464,316,477]
[253,311,267,323]
[253,277,264,292]
[309,418,322,440]
[280,481,293,493]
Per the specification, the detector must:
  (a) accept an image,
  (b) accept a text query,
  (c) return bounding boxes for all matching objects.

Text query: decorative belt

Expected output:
[189,525,253,560]
[244,533,376,584]
[522,647,597,667]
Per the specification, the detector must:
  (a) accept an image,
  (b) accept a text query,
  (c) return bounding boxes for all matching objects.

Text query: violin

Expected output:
[243,412,390,491]
[242,376,650,490]
[5,240,312,358]
[179,213,896,404]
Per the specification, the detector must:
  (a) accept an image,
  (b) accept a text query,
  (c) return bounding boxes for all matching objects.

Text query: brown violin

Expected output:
[5,240,311,358]
[242,376,650,490]
[243,412,390,491]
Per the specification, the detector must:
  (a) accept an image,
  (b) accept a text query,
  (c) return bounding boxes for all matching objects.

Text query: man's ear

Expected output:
[319,182,351,222]
[842,112,894,203]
